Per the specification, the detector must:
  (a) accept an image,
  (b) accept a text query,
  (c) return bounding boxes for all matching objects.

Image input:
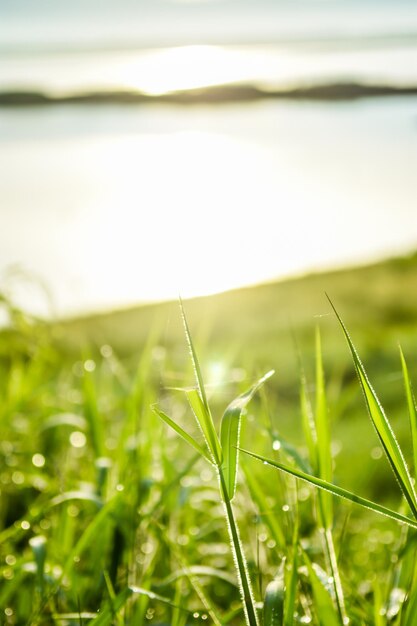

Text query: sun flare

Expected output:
[119,45,259,95]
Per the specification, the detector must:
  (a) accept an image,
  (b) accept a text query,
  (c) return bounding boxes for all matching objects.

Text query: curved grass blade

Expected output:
[327,296,417,518]
[152,404,212,463]
[240,449,417,531]
[220,370,274,499]
[399,346,417,480]
[179,298,209,411]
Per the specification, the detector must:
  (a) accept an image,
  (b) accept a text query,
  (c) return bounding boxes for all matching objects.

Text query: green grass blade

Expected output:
[186,389,222,464]
[180,298,209,411]
[300,366,317,472]
[263,578,284,626]
[399,346,417,480]
[240,449,417,530]
[315,327,333,528]
[152,404,213,463]
[327,296,417,518]
[220,370,274,499]
[303,553,340,626]
[284,526,299,626]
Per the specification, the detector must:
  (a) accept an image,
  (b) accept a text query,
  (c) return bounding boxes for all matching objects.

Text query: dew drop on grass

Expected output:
[5,555,16,566]
[193,612,200,619]
[70,431,86,448]
[20,520,30,530]
[32,453,45,468]
[100,344,113,358]
[12,471,24,485]
[84,359,96,372]
[202,614,208,620]
[272,440,281,451]
[282,504,290,512]
[4,608,13,617]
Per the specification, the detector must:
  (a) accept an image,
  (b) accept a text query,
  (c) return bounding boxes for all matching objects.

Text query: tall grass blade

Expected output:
[240,449,417,530]
[315,327,333,528]
[300,365,317,472]
[327,296,417,518]
[152,404,212,463]
[179,298,209,411]
[399,346,417,480]
[220,370,274,499]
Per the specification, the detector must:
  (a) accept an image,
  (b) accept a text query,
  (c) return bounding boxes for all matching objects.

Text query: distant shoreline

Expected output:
[2,81,417,107]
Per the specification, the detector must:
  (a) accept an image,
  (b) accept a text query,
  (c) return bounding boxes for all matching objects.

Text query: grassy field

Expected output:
[1,252,417,625]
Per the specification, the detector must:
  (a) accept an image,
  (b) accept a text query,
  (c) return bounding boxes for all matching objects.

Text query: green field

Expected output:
[2,252,417,625]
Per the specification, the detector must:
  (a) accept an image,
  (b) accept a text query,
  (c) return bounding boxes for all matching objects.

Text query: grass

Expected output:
[2,255,417,624]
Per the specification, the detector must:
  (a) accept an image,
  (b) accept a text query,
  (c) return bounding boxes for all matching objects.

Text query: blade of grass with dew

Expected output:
[327,296,417,518]
[220,370,274,499]
[303,553,340,626]
[399,346,417,480]
[152,404,212,463]
[240,449,417,530]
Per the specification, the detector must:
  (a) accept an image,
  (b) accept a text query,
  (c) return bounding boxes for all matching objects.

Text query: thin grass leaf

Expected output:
[240,449,417,530]
[303,553,340,626]
[300,366,317,472]
[399,346,417,480]
[315,327,333,528]
[152,404,212,463]
[284,525,299,626]
[186,389,222,464]
[327,296,417,518]
[220,370,274,499]
[179,298,209,411]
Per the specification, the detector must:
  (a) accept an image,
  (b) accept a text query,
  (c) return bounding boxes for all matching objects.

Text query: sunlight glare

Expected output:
[120,45,260,95]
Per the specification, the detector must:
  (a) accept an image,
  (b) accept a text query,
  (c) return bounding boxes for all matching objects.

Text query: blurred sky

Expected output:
[1,0,417,317]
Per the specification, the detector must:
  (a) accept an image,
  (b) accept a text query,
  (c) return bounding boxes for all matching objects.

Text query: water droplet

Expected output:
[70,431,86,448]
[5,555,16,566]
[32,453,45,468]
[12,471,24,485]
[4,608,13,617]
[263,461,268,465]
[84,359,96,372]
[21,520,30,530]
[282,504,290,512]
[193,612,200,619]
[100,344,113,358]
[272,440,281,451]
